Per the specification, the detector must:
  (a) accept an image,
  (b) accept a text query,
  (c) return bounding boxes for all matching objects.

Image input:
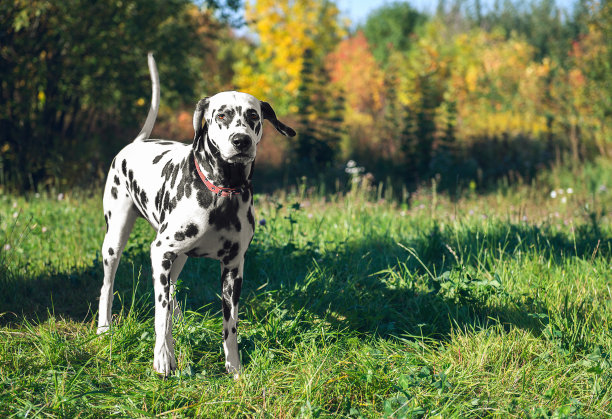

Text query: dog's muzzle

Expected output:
[230,134,252,152]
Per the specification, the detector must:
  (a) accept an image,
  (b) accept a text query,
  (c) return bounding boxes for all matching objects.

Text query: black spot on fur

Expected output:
[108,247,114,256]
[108,211,112,219]
[247,207,255,231]
[170,164,180,188]
[111,187,118,199]
[254,121,261,136]
[222,298,231,321]
[196,190,213,209]
[242,188,250,203]
[159,223,167,234]
[140,190,148,207]
[232,327,236,334]
[174,231,185,241]
[162,300,167,308]
[224,328,229,340]
[208,199,241,231]
[228,243,240,261]
[152,150,170,164]
[160,274,168,286]
[162,259,171,270]
[111,158,116,169]
[185,223,198,238]
[122,159,127,176]
[114,175,120,185]
[162,161,174,181]
[103,259,108,266]
[163,191,170,212]
[158,294,162,302]
[232,277,242,306]
[156,241,161,247]
[163,251,177,262]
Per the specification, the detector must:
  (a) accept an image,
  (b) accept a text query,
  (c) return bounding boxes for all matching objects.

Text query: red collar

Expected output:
[193,155,246,197]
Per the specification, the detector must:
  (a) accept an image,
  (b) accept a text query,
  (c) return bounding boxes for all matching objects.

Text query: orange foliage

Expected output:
[325,31,384,116]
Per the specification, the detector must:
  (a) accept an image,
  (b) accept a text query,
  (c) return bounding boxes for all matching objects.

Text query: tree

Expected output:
[0,0,239,190]
[325,31,385,159]
[362,2,426,65]
[294,48,344,167]
[233,0,346,114]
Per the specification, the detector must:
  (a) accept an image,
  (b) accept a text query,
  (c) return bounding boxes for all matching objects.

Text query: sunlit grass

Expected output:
[1,160,611,417]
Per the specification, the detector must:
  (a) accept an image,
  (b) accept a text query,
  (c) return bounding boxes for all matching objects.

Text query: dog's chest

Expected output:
[178,198,255,264]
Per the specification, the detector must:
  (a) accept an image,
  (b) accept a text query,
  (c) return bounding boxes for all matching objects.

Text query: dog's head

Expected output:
[193,91,295,164]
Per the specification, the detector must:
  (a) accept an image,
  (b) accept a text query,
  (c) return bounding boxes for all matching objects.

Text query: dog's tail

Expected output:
[134,53,160,142]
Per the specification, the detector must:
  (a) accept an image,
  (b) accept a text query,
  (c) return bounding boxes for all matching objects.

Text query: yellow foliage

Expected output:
[235,0,346,114]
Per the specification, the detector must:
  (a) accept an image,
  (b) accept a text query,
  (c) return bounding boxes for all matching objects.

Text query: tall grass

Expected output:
[0,160,611,417]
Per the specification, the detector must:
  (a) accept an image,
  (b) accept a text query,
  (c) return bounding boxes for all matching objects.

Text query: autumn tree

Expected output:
[325,31,385,160]
[233,0,346,114]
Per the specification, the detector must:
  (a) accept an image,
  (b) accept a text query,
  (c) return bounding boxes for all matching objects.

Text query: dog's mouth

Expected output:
[227,152,255,164]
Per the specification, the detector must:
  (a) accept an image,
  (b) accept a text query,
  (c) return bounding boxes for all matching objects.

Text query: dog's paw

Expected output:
[96,325,109,335]
[225,361,241,380]
[154,345,177,376]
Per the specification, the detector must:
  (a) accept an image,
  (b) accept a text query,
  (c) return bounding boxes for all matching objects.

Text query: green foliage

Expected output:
[361,2,426,65]
[0,0,238,191]
[294,48,344,167]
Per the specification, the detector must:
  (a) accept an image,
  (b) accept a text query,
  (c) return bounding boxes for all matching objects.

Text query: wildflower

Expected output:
[35,193,40,198]
[3,244,10,251]
[12,212,18,218]
[258,219,266,227]
[566,188,573,194]
[307,213,313,219]
[42,227,48,233]
[599,185,607,193]
[561,196,567,204]
[550,190,557,199]
[57,193,64,201]
[12,202,17,208]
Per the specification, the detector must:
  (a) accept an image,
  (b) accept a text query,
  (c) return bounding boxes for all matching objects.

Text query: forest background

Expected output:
[1,0,610,194]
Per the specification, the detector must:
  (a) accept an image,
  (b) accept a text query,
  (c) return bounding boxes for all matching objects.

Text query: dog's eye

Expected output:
[249,113,260,121]
[217,114,226,120]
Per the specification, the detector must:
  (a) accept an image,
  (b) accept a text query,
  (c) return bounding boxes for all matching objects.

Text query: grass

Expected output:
[0,159,611,417]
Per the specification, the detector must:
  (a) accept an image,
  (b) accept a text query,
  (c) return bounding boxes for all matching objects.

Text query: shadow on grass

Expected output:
[1,220,609,351]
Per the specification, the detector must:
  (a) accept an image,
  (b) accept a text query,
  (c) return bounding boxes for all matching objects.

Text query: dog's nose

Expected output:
[231,134,252,151]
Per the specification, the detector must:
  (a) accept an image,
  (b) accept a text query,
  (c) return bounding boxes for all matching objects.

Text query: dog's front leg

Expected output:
[151,243,179,376]
[221,260,244,377]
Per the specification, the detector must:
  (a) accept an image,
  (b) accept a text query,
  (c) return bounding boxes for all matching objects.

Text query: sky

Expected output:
[335,0,577,27]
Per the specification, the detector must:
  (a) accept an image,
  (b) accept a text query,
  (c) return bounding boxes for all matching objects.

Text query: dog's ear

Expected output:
[193,97,210,148]
[260,101,296,137]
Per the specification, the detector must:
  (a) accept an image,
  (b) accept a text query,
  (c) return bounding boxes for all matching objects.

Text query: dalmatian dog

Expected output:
[97,53,296,377]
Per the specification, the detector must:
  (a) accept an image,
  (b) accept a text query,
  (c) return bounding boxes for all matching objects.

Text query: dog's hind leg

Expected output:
[97,194,139,334]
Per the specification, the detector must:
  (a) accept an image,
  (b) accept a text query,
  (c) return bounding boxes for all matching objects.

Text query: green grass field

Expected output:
[1,160,611,417]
